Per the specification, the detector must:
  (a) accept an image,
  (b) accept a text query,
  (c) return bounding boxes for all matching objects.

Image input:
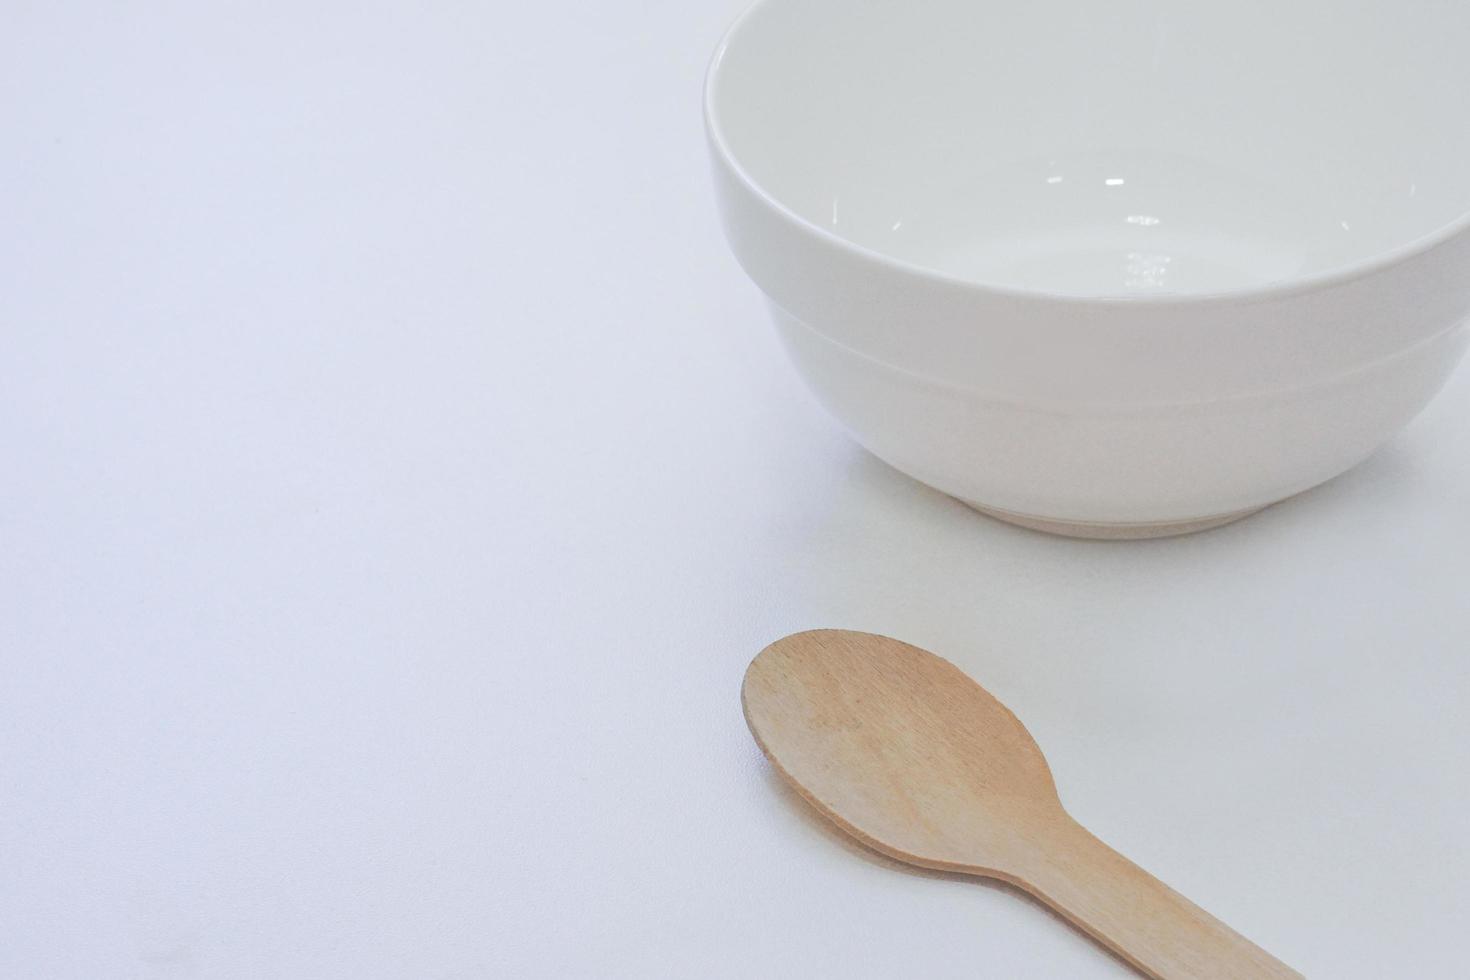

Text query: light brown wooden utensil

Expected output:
[742,629,1300,980]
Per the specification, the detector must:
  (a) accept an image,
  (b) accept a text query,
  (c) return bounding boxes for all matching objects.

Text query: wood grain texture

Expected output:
[742,630,1301,980]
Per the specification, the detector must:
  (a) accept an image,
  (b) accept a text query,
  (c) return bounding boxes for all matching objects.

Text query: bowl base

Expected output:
[963,502,1267,540]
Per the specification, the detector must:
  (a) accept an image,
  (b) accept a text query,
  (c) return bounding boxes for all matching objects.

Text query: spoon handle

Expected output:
[1012,813,1301,979]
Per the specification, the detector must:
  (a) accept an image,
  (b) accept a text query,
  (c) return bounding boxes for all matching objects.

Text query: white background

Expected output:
[3,2,1468,977]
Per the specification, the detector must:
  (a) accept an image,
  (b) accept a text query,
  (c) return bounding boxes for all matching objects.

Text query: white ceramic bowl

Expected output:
[706,0,1470,537]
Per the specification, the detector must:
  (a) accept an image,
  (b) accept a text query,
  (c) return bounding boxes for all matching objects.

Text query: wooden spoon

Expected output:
[741,629,1300,980]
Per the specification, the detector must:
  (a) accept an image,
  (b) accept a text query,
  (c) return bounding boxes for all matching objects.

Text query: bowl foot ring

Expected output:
[963,502,1268,540]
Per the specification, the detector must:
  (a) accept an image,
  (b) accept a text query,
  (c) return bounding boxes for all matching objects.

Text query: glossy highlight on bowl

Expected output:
[706,0,1470,536]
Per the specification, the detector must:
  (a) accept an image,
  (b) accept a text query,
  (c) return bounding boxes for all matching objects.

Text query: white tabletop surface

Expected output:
[4,3,1469,978]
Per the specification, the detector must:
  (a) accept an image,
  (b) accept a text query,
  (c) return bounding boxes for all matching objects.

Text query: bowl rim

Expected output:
[704,0,1470,307]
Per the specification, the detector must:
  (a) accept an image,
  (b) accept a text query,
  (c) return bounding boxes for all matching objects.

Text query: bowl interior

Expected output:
[709,0,1470,297]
